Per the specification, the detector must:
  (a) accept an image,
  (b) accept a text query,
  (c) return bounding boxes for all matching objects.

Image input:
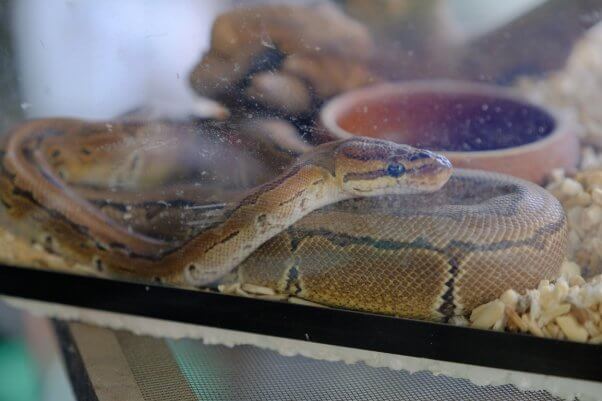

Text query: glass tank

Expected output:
[1,1,602,399]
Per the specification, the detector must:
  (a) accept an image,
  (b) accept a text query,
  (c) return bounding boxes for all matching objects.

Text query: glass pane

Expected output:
[1,0,602,345]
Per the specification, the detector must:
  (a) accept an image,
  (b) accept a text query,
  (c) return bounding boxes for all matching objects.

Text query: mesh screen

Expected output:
[115,335,575,401]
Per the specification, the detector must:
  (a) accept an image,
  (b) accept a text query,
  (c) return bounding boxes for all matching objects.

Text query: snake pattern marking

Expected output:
[0,119,568,321]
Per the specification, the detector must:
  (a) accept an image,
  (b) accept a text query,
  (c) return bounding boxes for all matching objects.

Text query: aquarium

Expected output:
[1,1,602,400]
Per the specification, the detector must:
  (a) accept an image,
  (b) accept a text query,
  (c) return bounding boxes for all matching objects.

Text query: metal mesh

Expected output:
[117,332,197,401]
[154,339,574,401]
[58,324,578,401]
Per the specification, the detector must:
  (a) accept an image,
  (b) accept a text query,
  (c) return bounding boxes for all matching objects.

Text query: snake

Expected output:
[0,118,568,321]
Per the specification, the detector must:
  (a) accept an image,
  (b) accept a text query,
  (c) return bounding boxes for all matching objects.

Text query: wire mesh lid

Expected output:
[57,322,575,401]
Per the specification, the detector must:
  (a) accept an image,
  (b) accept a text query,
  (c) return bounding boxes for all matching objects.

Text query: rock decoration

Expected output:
[188,3,380,137]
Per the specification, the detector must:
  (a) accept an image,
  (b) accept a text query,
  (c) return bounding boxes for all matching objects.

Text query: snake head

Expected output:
[333,137,452,197]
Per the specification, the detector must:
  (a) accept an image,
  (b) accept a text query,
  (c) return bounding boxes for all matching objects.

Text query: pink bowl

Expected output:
[319,80,579,184]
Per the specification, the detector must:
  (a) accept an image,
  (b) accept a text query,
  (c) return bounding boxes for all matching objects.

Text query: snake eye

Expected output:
[386,163,405,177]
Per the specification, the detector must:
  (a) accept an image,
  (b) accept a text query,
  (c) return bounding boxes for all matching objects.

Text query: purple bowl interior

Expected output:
[335,91,556,152]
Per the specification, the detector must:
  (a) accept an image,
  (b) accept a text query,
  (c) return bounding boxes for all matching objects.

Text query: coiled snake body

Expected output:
[0,119,567,320]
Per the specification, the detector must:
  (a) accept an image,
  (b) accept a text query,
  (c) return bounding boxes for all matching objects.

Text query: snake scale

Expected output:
[0,118,567,321]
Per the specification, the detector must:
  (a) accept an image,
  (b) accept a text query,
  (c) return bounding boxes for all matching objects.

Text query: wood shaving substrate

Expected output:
[466,262,602,344]
[468,22,602,343]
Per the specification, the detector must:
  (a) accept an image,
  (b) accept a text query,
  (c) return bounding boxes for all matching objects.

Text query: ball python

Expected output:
[0,118,567,321]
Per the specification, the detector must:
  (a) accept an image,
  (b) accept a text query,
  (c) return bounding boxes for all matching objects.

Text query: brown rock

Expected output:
[246,72,312,115]
[189,3,379,124]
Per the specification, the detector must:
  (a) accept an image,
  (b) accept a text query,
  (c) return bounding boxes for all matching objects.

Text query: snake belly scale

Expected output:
[0,119,567,320]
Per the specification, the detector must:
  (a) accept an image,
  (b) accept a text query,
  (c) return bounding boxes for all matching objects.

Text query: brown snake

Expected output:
[0,118,568,321]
